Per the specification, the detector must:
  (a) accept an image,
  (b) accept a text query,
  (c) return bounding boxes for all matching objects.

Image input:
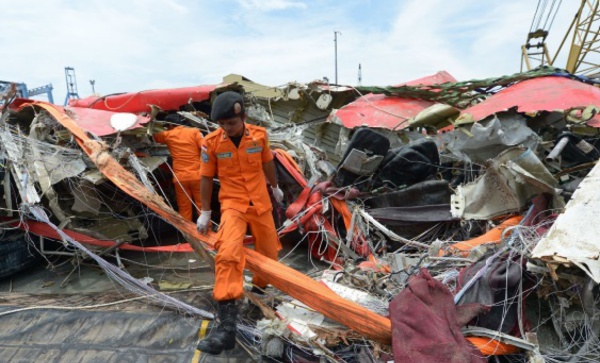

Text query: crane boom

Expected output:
[556,0,600,76]
[521,0,563,72]
[522,0,600,77]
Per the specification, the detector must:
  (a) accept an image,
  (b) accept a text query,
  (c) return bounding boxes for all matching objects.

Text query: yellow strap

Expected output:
[191,320,211,362]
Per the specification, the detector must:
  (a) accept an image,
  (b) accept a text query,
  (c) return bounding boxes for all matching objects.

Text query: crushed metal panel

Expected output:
[532,161,600,282]
[457,76,600,125]
[451,146,561,219]
[330,71,458,130]
[66,108,150,136]
[330,94,437,129]
[223,73,284,99]
[67,84,220,113]
[251,94,345,163]
[0,130,40,204]
[441,112,541,164]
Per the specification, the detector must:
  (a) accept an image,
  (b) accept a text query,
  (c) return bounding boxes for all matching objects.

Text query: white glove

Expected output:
[271,185,284,204]
[196,210,212,234]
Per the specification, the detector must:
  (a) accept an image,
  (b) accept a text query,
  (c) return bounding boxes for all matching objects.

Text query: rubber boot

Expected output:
[197,299,238,355]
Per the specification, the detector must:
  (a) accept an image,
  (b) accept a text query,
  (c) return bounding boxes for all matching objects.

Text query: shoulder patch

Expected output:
[201,152,209,163]
[249,124,267,135]
[204,130,220,141]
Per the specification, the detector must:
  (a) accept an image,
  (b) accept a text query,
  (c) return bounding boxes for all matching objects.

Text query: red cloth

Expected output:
[389,268,486,363]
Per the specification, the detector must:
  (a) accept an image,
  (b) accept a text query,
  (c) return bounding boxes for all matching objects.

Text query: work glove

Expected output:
[271,185,284,204]
[196,210,212,234]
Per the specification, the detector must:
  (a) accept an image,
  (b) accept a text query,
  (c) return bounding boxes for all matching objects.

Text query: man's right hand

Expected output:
[196,210,212,234]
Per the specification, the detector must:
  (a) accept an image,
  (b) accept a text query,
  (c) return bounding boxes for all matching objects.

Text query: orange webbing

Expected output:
[273,150,307,188]
[36,102,392,344]
[12,220,194,253]
[330,198,369,256]
[273,148,303,174]
[442,216,523,257]
[466,337,520,356]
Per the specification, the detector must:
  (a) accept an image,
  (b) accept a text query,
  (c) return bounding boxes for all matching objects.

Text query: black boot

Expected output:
[197,299,238,355]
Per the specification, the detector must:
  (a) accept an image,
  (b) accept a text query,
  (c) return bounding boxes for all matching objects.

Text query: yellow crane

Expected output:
[521,0,600,77]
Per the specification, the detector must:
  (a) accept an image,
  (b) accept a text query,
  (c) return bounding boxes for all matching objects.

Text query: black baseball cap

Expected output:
[211,91,245,121]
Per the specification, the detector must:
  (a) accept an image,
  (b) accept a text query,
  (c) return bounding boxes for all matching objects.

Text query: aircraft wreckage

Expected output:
[1,67,600,362]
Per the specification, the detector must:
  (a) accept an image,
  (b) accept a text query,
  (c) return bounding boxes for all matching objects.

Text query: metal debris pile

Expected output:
[2,67,600,362]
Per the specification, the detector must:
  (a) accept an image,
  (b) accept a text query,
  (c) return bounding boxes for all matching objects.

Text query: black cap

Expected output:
[211,91,245,121]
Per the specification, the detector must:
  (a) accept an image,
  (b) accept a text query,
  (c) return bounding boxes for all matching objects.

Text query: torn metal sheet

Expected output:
[451,146,562,219]
[457,76,600,126]
[67,84,221,114]
[441,112,541,164]
[66,107,151,136]
[330,94,438,130]
[532,161,600,283]
[330,71,458,130]
[243,78,357,165]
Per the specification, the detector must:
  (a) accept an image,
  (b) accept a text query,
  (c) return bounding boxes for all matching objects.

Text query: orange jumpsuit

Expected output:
[201,124,281,301]
[154,126,203,221]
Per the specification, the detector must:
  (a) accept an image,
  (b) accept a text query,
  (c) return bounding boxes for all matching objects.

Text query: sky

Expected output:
[0,0,582,104]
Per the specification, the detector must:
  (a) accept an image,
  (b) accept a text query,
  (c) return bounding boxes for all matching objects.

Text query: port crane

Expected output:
[521,0,600,77]
[63,66,80,106]
[0,81,54,104]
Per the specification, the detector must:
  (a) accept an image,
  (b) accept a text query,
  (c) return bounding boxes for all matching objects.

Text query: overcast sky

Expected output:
[0,0,581,104]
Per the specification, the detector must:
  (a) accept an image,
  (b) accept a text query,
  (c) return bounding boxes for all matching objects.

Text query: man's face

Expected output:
[218,116,245,137]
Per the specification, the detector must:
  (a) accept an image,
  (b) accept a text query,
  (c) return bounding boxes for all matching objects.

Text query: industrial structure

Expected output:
[0,81,54,105]
[63,66,80,106]
[521,0,600,77]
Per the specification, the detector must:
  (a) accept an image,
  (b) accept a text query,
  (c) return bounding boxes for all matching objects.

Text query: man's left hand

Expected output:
[272,185,284,204]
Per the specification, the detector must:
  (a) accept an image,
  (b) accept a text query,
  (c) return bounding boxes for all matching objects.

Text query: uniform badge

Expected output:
[246,146,263,154]
[217,152,233,159]
[202,153,209,163]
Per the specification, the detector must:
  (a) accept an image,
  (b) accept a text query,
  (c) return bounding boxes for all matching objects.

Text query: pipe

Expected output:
[546,136,569,162]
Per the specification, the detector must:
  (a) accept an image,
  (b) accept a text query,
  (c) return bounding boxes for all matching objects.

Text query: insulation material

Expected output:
[321,279,389,316]
[321,270,389,316]
[532,161,600,283]
[451,146,561,219]
[275,301,324,339]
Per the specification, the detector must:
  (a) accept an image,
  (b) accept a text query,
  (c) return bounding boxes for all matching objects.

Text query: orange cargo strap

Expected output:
[10,219,194,253]
[442,216,523,257]
[466,336,520,356]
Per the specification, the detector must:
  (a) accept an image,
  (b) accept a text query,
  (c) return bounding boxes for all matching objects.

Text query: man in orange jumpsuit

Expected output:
[196,91,283,355]
[153,114,203,221]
